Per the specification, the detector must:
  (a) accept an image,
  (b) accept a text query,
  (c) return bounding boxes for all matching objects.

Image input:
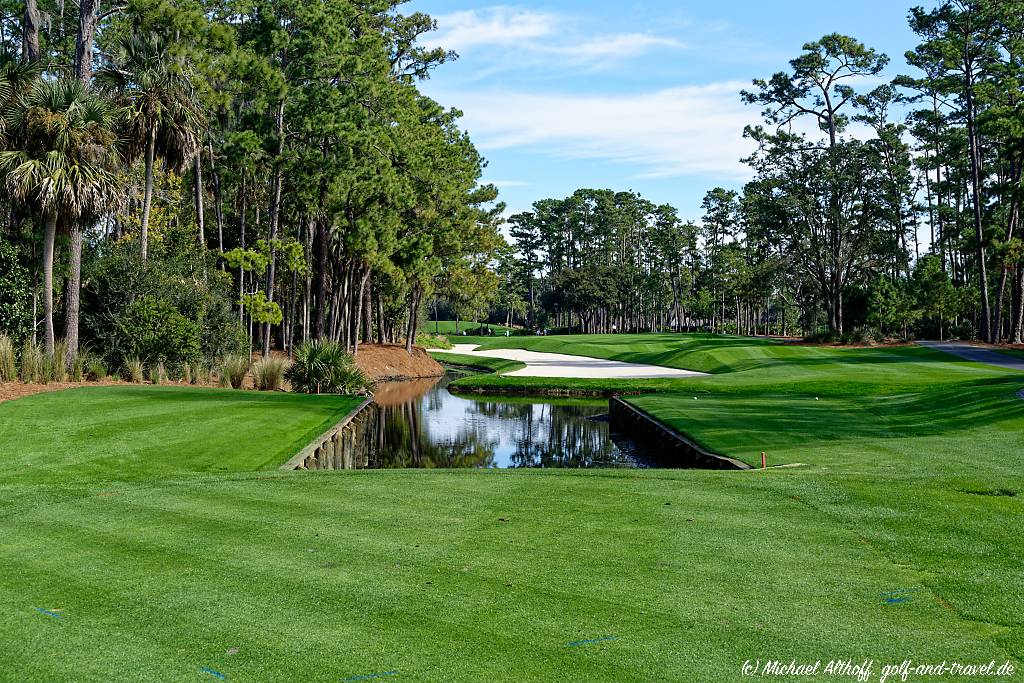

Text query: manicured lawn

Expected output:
[432,352,526,375]
[421,320,515,336]
[450,333,1019,396]
[1,340,1022,681]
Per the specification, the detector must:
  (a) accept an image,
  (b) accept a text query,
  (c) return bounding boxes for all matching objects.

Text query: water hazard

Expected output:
[303,372,669,470]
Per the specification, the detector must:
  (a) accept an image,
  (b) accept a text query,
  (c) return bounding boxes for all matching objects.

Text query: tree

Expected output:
[743,34,889,335]
[905,1,1006,341]
[0,79,122,357]
[98,32,204,261]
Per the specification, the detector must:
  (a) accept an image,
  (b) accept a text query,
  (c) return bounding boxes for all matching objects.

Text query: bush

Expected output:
[19,340,43,383]
[151,361,167,384]
[415,333,453,350]
[125,358,144,384]
[253,356,289,391]
[0,237,31,345]
[192,363,210,385]
[286,340,371,395]
[0,334,16,383]
[219,354,250,389]
[38,350,53,384]
[803,329,839,345]
[52,340,68,382]
[86,356,108,381]
[82,241,246,373]
[70,350,86,382]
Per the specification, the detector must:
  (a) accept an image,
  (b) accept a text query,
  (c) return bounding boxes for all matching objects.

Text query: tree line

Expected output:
[494,2,1024,343]
[0,0,501,374]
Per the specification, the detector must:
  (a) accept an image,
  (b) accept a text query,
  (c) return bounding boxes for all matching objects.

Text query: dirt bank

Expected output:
[0,379,123,404]
[354,344,444,382]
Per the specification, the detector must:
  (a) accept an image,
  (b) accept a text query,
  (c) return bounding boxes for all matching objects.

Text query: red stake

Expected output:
[761,452,767,469]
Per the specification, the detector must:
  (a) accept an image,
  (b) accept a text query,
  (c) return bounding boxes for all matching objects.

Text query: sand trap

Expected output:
[446,344,707,379]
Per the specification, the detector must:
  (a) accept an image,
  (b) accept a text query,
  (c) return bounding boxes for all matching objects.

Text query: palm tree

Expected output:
[0,79,123,357]
[97,33,204,261]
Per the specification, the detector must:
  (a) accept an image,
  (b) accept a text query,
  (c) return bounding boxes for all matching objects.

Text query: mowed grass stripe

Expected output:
[1,468,1013,680]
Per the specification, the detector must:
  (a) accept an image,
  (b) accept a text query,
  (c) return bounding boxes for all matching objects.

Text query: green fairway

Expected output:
[421,320,515,336]
[1,340,1023,681]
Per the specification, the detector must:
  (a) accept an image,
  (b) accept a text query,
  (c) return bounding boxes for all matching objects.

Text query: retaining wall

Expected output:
[608,398,750,470]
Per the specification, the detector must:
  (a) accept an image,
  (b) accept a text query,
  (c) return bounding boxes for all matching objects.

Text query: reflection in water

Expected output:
[303,373,663,470]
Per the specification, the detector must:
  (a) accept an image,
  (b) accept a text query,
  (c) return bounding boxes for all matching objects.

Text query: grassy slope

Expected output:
[1,348,1023,681]
[430,351,525,375]
[450,333,1018,396]
[442,333,1024,675]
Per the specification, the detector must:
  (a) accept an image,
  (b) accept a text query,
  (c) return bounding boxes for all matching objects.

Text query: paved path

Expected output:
[445,344,708,379]
[919,341,1024,372]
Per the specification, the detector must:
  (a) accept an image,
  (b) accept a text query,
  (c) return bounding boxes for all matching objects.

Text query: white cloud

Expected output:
[425,7,685,66]
[423,8,557,53]
[441,82,758,179]
[553,34,686,61]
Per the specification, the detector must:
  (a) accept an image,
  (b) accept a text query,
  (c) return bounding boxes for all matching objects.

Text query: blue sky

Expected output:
[405,0,928,220]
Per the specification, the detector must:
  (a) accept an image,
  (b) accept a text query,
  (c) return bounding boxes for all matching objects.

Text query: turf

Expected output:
[449,334,1019,396]
[421,320,515,336]
[1,341,1023,681]
[430,351,526,375]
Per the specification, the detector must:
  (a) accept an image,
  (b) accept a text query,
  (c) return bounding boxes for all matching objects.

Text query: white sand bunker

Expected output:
[447,344,707,379]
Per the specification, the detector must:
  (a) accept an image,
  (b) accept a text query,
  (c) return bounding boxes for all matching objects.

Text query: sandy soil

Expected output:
[0,379,123,404]
[354,344,445,382]
[447,344,707,379]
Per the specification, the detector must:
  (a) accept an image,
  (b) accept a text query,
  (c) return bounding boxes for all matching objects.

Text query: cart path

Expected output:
[918,341,1024,372]
[445,344,708,379]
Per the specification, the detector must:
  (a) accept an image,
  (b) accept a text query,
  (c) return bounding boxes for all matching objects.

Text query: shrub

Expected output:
[70,350,86,382]
[0,334,16,383]
[38,350,53,384]
[286,340,371,395]
[217,371,231,388]
[52,339,68,382]
[20,340,43,383]
[803,329,839,345]
[220,354,250,389]
[82,241,246,372]
[151,361,167,384]
[415,333,453,350]
[192,363,210,385]
[0,237,31,345]
[86,356,108,381]
[183,364,193,385]
[125,358,144,384]
[253,356,289,391]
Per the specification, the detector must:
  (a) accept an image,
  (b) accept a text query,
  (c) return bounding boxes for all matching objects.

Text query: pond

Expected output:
[305,372,672,470]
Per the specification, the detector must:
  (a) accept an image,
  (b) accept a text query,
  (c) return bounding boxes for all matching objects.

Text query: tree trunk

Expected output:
[23,0,41,63]
[405,286,420,354]
[140,126,156,261]
[303,216,314,345]
[42,211,57,356]
[194,154,205,247]
[352,266,371,358]
[992,172,1020,342]
[262,100,285,357]
[209,143,224,259]
[362,275,373,344]
[74,0,99,84]
[65,221,83,366]
[313,217,327,339]
[965,69,991,342]
[1011,265,1024,345]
